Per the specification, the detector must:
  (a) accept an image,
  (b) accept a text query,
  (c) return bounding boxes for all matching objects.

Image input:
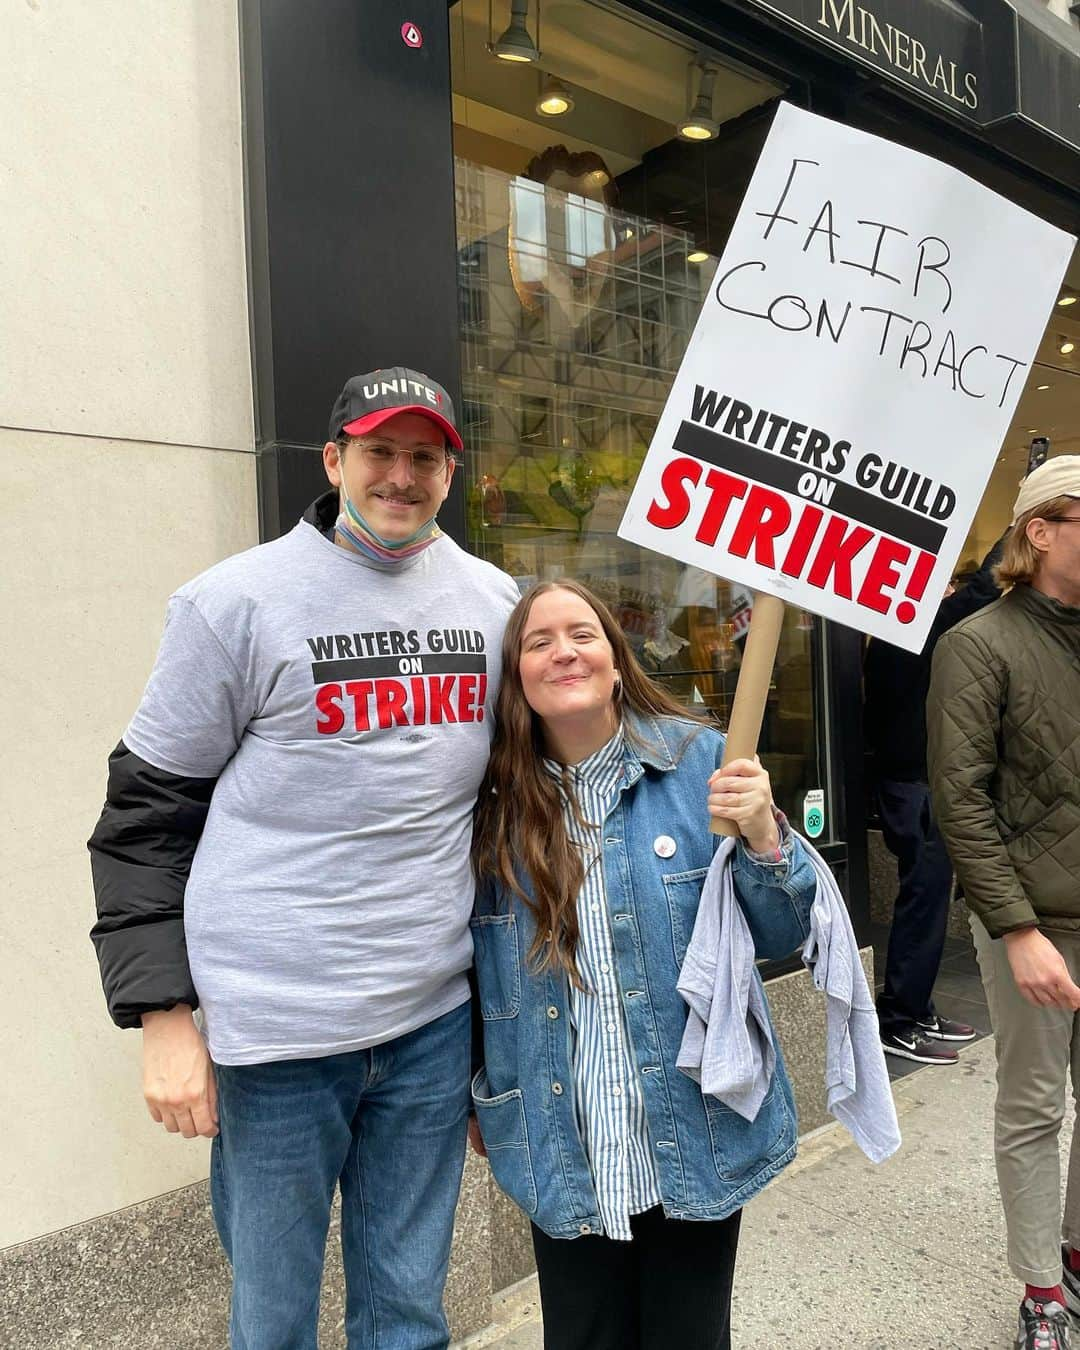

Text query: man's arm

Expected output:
[927,628,1030,935]
[88,593,256,1138]
[88,743,222,1138]
[89,742,215,1025]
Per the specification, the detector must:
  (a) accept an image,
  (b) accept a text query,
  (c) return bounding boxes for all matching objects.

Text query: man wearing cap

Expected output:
[928,456,1080,1350]
[89,369,519,1348]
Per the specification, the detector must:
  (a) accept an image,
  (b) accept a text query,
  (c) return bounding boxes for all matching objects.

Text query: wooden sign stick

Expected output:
[711,592,786,837]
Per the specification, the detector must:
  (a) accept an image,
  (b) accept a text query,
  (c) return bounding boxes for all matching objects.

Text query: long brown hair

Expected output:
[994,495,1076,588]
[472,580,708,983]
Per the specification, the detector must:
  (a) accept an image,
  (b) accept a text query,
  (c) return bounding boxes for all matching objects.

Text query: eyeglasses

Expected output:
[357,442,451,478]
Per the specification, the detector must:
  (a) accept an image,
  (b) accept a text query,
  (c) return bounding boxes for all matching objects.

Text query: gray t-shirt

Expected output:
[125,520,519,1065]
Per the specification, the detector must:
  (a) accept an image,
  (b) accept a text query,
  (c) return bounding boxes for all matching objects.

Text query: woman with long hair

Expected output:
[469,579,817,1350]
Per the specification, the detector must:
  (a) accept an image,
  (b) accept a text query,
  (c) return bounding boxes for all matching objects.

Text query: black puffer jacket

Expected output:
[88,745,213,1026]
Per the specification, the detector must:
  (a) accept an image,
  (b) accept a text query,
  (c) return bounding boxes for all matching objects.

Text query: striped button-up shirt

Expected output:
[544,728,662,1241]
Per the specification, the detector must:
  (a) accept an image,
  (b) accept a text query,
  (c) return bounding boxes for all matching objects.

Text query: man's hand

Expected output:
[141,1004,218,1139]
[707,758,780,855]
[467,1116,487,1159]
[1003,929,1080,1010]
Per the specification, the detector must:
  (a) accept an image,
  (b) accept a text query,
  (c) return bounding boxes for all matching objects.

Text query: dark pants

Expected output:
[530,1206,742,1350]
[875,778,953,1039]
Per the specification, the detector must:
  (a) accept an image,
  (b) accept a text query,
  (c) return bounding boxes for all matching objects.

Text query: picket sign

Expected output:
[616,102,1074,835]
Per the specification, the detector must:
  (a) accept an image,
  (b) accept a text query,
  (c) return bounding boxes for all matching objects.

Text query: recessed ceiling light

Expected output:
[1059,295,1077,306]
[1061,339,1076,355]
[1037,384,1050,390]
[688,250,709,263]
[1028,428,1039,434]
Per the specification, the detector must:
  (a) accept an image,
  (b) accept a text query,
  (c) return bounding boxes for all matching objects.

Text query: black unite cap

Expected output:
[328,368,463,449]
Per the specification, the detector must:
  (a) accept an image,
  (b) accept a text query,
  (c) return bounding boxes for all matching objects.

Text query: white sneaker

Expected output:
[1016,1297,1072,1349]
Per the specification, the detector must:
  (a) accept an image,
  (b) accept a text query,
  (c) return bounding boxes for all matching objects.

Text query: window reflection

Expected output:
[453,8,830,831]
[456,153,828,823]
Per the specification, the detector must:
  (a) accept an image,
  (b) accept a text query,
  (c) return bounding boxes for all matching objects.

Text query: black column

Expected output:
[240,0,466,543]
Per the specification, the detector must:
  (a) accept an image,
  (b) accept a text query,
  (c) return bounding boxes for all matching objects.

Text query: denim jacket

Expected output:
[471,713,817,1239]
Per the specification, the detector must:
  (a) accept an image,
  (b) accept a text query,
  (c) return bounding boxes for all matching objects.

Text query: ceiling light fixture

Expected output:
[688,250,709,263]
[1060,338,1076,355]
[489,0,540,63]
[1037,384,1051,390]
[1059,294,1077,306]
[536,73,573,116]
[678,63,719,141]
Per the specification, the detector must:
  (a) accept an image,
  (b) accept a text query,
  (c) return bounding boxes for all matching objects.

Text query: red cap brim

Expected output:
[342,405,464,451]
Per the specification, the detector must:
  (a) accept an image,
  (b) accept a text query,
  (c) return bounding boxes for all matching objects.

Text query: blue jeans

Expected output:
[210,1000,471,1350]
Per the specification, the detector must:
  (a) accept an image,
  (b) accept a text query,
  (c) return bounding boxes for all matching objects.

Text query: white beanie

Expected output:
[1010,455,1080,524]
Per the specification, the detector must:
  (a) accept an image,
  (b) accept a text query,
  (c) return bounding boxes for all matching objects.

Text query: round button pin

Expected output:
[653,835,677,859]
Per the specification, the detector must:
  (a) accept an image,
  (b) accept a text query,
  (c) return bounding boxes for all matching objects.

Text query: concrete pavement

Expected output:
[457,1036,1075,1349]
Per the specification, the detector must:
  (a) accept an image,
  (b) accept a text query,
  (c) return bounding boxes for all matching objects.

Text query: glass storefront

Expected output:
[959,276,1080,569]
[834,102,1080,576]
[450,0,835,829]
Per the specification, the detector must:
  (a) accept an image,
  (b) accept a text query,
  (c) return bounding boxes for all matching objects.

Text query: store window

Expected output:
[450,0,833,828]
[958,263,1080,570]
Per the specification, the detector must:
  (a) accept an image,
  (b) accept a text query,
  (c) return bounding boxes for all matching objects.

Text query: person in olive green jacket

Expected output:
[928,455,1080,1350]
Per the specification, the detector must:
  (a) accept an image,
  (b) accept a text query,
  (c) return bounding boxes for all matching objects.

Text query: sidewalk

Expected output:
[460,1036,1075,1349]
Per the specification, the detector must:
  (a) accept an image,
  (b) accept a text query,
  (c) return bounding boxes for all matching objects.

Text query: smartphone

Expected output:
[1027,436,1050,475]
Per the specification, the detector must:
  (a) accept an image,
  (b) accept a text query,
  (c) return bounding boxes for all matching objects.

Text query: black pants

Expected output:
[875,778,953,1038]
[531,1205,742,1350]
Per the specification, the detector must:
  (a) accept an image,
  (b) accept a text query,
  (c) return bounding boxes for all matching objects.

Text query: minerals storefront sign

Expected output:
[749,0,984,117]
[814,0,978,109]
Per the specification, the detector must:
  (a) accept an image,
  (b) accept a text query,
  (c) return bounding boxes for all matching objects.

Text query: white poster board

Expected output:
[618,103,1075,653]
